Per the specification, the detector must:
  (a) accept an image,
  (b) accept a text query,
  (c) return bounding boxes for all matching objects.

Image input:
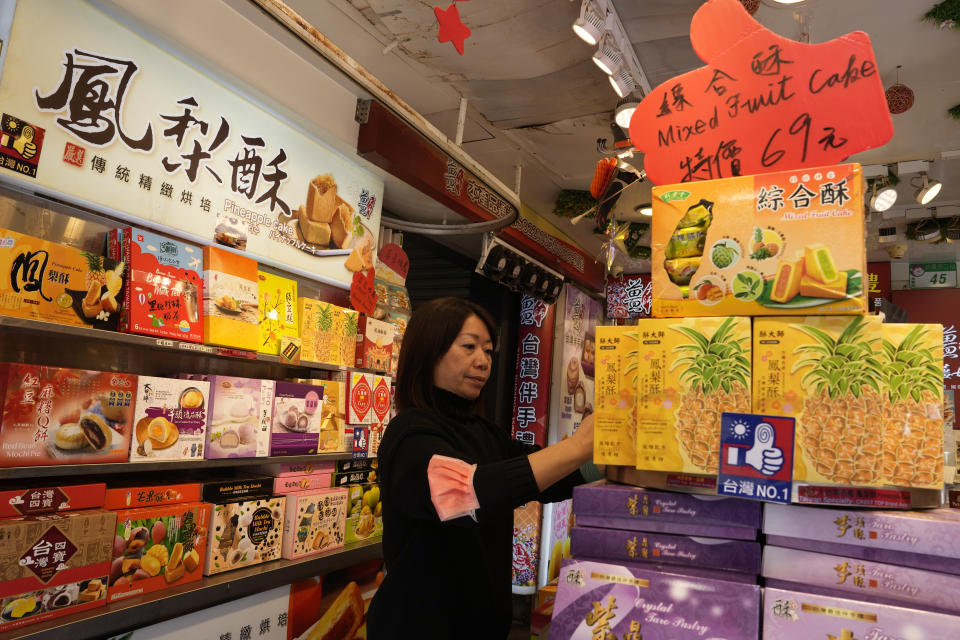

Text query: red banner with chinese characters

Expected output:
[606,273,652,319]
[509,295,556,446]
[509,295,555,592]
[866,261,891,311]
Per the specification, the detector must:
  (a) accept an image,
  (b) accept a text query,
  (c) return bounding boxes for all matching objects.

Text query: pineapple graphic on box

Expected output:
[635,317,751,475]
[594,326,639,466]
[754,315,884,486]
[881,324,944,489]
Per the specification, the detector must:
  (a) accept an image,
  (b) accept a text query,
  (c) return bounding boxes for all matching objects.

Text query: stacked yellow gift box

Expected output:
[595,163,947,501]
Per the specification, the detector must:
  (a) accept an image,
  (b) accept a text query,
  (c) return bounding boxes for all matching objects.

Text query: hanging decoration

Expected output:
[904,216,960,244]
[553,190,595,219]
[885,65,915,115]
[434,2,472,55]
[923,0,960,30]
[906,218,945,244]
[619,222,651,260]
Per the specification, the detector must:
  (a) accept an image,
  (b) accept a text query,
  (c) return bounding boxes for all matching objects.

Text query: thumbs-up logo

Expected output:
[743,422,784,475]
[726,420,785,475]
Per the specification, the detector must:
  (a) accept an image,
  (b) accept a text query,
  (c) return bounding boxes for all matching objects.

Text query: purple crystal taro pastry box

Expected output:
[551,558,760,639]
[570,525,761,574]
[763,587,960,639]
[764,502,960,574]
[573,481,761,540]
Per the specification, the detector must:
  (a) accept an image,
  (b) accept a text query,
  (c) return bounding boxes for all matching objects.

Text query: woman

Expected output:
[367,297,594,639]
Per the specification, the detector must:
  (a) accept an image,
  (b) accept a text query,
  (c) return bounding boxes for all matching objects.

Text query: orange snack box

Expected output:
[0,226,126,330]
[651,163,866,317]
[107,502,208,602]
[202,246,258,350]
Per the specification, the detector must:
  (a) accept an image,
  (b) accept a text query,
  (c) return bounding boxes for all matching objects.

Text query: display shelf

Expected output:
[0,451,354,480]
[0,315,388,376]
[0,538,383,640]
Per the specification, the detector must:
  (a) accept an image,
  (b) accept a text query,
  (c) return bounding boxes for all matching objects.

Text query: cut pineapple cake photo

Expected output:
[634,316,751,475]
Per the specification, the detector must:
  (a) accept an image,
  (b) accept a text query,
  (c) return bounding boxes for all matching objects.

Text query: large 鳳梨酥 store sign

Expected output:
[0,1,382,288]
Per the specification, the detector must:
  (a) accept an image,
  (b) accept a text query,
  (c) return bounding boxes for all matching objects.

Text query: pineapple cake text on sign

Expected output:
[628,0,893,185]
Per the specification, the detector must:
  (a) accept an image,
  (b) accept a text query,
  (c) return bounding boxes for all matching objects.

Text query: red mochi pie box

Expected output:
[0,363,136,467]
[108,227,204,343]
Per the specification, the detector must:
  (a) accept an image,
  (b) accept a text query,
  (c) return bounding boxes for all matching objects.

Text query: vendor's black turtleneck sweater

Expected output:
[367,388,583,639]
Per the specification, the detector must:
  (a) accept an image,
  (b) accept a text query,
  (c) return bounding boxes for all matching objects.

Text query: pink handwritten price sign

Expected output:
[629,0,893,185]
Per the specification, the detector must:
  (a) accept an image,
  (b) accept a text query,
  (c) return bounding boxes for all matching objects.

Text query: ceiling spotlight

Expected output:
[592,36,623,76]
[614,95,639,129]
[638,204,652,216]
[573,2,605,45]
[609,68,636,98]
[870,180,897,212]
[914,172,942,205]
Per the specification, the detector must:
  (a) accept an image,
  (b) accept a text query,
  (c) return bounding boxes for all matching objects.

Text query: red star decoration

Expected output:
[434,3,471,55]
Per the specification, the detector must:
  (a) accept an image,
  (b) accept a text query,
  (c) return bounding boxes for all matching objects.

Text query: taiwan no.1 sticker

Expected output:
[718,412,794,503]
[0,114,45,178]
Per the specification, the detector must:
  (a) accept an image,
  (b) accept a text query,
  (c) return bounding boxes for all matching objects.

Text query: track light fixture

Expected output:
[914,172,942,205]
[614,94,639,129]
[573,0,606,45]
[609,68,636,98]
[592,35,623,76]
[869,178,897,212]
[475,235,564,304]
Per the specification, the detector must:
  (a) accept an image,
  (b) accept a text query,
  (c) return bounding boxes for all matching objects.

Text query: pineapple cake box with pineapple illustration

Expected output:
[633,317,752,477]
[594,326,640,467]
[0,227,127,331]
[651,163,866,317]
[753,316,944,490]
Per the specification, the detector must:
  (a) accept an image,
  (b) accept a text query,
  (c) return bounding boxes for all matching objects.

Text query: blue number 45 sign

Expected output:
[717,412,795,504]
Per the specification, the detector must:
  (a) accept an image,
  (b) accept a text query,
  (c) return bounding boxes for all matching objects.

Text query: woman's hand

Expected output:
[570,413,595,463]
[528,412,596,492]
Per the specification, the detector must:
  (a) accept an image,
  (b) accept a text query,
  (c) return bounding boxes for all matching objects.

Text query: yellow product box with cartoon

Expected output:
[753,315,885,487]
[256,271,299,355]
[651,163,866,317]
[634,317,751,476]
[0,227,126,330]
[880,323,944,489]
[593,326,638,467]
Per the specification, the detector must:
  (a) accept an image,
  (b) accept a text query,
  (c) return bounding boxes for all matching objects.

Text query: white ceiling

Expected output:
[98,0,960,275]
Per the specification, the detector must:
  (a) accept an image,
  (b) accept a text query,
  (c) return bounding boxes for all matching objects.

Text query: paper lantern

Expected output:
[885,83,914,115]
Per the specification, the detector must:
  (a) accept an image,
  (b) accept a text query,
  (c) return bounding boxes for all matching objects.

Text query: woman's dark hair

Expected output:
[395,297,496,414]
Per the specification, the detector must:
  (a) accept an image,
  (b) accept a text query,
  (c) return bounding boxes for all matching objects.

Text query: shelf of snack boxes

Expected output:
[0,315,391,378]
[0,451,356,480]
[0,537,382,640]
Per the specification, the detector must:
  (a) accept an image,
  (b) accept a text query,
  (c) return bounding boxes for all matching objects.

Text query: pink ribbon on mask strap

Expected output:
[427,454,479,522]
